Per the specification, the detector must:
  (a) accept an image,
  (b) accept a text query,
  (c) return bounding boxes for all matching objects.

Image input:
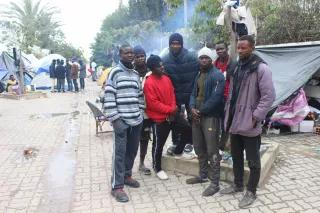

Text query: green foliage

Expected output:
[1,0,84,59]
[165,0,320,45]
[2,0,60,53]
[129,0,164,22]
[92,1,164,65]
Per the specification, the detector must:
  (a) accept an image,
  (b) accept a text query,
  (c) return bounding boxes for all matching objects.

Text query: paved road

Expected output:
[0,81,320,213]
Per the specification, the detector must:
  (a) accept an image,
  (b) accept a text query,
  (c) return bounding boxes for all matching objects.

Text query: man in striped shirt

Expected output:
[104,44,144,203]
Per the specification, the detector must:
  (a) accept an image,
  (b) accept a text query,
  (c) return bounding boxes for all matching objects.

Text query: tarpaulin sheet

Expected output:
[255,42,320,107]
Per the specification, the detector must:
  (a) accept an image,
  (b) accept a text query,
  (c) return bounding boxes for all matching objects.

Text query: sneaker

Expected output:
[184,144,193,153]
[139,164,151,175]
[220,185,244,195]
[124,177,140,188]
[182,150,197,160]
[111,188,129,202]
[202,184,220,197]
[186,176,208,184]
[239,191,257,208]
[166,144,176,156]
[156,170,169,180]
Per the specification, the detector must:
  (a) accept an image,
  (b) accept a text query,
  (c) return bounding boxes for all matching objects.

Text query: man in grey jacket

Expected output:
[221,35,276,208]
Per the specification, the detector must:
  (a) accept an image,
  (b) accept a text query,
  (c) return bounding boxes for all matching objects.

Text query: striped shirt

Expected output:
[103,62,144,126]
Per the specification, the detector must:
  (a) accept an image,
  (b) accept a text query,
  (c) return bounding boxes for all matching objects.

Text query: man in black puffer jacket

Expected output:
[162,33,199,156]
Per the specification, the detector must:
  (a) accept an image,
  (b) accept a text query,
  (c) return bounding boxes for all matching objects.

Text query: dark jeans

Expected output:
[111,120,142,189]
[230,134,261,194]
[57,78,65,92]
[193,117,221,185]
[152,121,171,172]
[80,78,85,89]
[139,119,152,163]
[72,79,79,92]
[172,105,192,154]
[67,78,73,91]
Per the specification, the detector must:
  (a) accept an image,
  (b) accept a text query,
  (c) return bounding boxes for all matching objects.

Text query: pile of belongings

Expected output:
[216,0,257,37]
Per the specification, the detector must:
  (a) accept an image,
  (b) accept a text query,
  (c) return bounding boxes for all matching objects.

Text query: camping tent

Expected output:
[36,54,65,74]
[0,51,33,84]
[31,72,51,89]
[255,41,320,107]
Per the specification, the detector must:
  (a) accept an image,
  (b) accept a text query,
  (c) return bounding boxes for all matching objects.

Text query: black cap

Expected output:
[147,55,162,70]
[169,33,183,46]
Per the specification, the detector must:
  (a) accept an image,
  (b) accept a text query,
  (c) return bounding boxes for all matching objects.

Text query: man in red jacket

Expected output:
[144,55,177,180]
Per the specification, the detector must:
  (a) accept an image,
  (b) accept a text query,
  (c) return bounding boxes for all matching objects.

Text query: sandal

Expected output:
[139,164,151,175]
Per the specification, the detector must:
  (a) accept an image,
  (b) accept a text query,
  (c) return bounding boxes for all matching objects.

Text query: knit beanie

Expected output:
[169,33,183,47]
[147,55,162,70]
[133,45,146,56]
[198,47,215,61]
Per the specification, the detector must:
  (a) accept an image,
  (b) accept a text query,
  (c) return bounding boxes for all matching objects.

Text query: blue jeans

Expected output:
[57,78,65,92]
[67,78,73,91]
[111,120,142,189]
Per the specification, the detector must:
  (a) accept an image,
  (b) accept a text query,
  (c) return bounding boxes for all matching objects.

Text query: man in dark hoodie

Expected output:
[162,33,199,157]
[187,47,225,196]
[65,59,73,91]
[55,60,66,92]
[133,45,152,175]
[221,35,275,208]
[49,59,56,92]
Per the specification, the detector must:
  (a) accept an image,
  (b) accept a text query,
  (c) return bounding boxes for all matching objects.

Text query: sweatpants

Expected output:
[230,134,261,194]
[80,78,85,89]
[139,119,152,163]
[72,79,79,92]
[152,121,171,172]
[192,116,221,185]
[111,121,142,189]
[172,105,192,154]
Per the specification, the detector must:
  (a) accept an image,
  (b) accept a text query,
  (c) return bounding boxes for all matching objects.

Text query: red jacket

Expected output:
[144,74,176,123]
[214,58,230,99]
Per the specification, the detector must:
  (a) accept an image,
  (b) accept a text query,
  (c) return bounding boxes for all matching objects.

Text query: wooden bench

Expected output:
[86,101,112,135]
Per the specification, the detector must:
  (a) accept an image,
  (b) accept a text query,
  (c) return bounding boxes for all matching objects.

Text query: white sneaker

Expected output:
[156,170,169,180]
[182,150,197,160]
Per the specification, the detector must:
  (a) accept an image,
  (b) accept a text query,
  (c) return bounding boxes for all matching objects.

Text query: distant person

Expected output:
[144,55,177,180]
[6,75,20,95]
[161,33,199,158]
[49,59,56,92]
[79,60,86,90]
[71,59,80,92]
[55,60,66,92]
[91,61,97,81]
[104,44,144,203]
[186,47,225,197]
[133,45,152,175]
[221,35,276,208]
[65,59,73,91]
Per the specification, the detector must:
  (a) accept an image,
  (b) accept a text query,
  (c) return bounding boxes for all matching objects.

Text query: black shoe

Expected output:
[124,177,140,188]
[202,184,220,197]
[220,185,244,194]
[239,191,257,208]
[186,176,208,184]
[111,189,129,202]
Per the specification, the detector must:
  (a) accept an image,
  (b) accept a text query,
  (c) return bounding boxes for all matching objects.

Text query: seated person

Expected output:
[6,75,20,95]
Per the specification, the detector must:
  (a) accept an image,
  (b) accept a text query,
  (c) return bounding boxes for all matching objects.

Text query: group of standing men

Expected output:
[49,58,87,92]
[103,33,276,209]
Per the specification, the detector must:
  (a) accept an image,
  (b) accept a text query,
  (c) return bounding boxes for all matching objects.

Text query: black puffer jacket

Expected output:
[162,48,199,106]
